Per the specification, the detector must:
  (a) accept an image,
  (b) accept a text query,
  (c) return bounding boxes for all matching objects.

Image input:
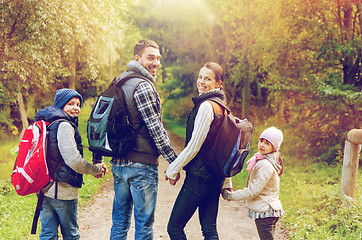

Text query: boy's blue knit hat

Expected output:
[54,88,83,109]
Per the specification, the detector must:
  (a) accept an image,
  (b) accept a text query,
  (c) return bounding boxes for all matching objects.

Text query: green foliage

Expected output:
[0,0,124,134]
[162,96,193,124]
[163,118,186,140]
[0,134,18,183]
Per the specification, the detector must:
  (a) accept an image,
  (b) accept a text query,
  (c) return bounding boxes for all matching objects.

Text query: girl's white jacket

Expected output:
[230,152,283,212]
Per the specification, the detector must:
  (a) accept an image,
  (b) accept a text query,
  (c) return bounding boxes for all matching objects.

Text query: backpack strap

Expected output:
[45,119,70,199]
[113,73,156,91]
[115,73,157,133]
[31,192,44,234]
[209,101,226,116]
[208,97,229,117]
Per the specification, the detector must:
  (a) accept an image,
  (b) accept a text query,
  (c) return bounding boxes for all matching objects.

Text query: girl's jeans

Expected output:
[39,197,80,240]
[110,163,158,240]
[167,173,223,240]
[255,217,279,240]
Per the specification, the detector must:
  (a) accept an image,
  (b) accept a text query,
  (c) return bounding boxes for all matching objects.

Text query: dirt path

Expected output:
[78,130,287,240]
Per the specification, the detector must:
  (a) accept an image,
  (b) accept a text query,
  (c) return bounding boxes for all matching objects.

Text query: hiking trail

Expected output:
[78,130,287,240]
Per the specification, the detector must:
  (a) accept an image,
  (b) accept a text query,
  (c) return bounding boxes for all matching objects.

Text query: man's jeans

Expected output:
[110,162,158,240]
[39,197,80,240]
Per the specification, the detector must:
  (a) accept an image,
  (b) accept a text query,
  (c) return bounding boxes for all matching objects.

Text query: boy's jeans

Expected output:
[39,197,80,240]
[110,162,158,240]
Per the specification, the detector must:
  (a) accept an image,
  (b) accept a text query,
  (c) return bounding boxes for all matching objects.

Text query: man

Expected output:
[93,39,179,240]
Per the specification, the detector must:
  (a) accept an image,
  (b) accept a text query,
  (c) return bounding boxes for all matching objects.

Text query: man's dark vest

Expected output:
[121,77,160,165]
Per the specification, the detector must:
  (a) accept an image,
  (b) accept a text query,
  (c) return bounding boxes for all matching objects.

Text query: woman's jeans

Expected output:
[39,196,80,240]
[110,163,158,240]
[255,217,279,240]
[167,173,223,240]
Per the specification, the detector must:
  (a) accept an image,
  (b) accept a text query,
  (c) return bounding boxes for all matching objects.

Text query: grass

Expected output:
[0,136,19,181]
[279,162,362,239]
[0,102,112,239]
[165,119,362,240]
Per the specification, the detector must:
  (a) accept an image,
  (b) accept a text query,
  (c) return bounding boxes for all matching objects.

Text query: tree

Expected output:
[0,0,117,136]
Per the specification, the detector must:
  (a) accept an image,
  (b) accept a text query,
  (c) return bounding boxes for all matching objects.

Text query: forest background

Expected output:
[0,0,361,239]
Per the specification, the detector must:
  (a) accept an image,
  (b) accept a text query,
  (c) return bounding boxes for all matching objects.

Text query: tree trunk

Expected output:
[17,91,29,139]
[109,42,113,81]
[341,129,362,205]
[342,3,354,85]
[69,40,76,89]
[242,0,251,118]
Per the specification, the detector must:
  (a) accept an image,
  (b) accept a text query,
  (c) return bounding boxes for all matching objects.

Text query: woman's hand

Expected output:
[165,171,180,186]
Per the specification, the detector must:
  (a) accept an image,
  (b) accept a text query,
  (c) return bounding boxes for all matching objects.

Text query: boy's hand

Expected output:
[93,163,108,178]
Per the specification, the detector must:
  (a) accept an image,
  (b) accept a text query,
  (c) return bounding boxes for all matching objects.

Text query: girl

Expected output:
[165,62,232,239]
[34,88,107,240]
[222,127,284,240]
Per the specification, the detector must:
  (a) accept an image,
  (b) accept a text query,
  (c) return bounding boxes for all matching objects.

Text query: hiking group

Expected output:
[14,39,285,240]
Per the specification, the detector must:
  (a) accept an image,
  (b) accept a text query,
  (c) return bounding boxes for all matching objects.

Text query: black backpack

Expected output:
[205,98,253,177]
[87,73,150,157]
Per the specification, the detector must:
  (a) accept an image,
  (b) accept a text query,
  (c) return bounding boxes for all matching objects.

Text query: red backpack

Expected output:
[11,119,64,234]
[12,120,50,196]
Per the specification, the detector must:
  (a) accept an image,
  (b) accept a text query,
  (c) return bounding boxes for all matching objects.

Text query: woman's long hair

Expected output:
[203,62,224,89]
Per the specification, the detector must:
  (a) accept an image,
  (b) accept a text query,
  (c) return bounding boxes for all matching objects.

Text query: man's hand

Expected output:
[165,171,180,186]
[101,163,108,174]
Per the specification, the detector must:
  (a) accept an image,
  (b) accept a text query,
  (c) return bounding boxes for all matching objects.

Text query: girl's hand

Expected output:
[221,188,233,201]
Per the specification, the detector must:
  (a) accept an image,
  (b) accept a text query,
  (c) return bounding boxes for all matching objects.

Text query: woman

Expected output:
[165,62,232,239]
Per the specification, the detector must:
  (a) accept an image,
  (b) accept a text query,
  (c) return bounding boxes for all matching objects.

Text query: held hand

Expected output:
[94,173,103,179]
[93,162,107,179]
[101,163,108,175]
[168,172,180,186]
[165,171,180,186]
[221,188,233,201]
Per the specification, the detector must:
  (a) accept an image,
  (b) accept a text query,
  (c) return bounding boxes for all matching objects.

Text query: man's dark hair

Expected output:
[134,40,159,56]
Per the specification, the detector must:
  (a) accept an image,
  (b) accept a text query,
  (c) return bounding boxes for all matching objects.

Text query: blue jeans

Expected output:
[167,173,224,240]
[39,196,80,240]
[110,163,158,240]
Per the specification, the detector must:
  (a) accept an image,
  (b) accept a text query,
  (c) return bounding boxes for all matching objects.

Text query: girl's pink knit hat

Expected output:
[259,127,283,151]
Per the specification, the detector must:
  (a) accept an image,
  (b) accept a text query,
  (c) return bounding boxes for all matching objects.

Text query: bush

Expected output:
[162,96,194,124]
